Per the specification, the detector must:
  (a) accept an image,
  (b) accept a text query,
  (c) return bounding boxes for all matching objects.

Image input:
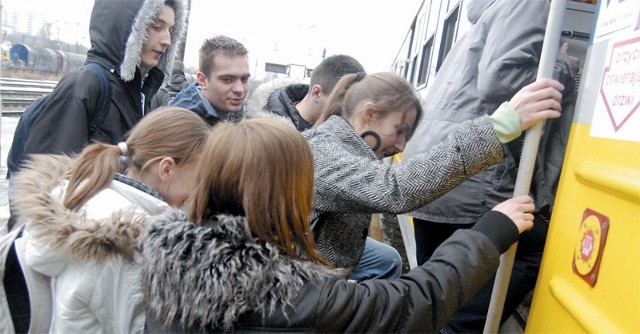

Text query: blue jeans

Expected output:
[350,237,403,281]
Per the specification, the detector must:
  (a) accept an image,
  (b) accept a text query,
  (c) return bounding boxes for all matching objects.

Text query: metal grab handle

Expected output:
[561,30,590,40]
[483,0,568,333]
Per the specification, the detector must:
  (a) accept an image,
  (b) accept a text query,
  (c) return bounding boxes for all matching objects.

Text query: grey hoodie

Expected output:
[403,0,574,223]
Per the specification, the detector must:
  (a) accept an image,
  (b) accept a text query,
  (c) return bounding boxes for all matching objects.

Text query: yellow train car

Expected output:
[526,1,640,332]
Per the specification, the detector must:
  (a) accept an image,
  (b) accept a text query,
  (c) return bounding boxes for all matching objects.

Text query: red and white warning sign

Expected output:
[590,30,640,142]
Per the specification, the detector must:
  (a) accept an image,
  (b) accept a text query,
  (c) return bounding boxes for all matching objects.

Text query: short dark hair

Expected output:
[199,35,248,77]
[309,55,365,96]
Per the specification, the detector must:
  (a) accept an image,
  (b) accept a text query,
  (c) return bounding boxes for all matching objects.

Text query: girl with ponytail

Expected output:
[10,107,210,333]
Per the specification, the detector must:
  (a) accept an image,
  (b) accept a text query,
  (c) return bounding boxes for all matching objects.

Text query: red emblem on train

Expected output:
[572,208,610,286]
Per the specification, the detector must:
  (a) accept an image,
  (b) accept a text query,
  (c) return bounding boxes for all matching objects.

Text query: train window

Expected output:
[403,27,416,80]
[409,55,418,84]
[417,36,434,86]
[395,59,406,78]
[436,4,459,72]
[403,61,409,79]
[394,61,402,75]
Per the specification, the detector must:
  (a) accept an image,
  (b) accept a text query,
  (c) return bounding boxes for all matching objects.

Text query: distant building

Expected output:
[1,3,90,48]
[2,11,46,36]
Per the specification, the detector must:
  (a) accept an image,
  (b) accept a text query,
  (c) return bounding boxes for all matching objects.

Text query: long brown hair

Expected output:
[188,118,327,264]
[315,72,423,138]
[63,107,210,210]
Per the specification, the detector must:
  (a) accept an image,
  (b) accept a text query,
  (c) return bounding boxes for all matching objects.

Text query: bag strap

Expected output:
[83,62,113,133]
[14,236,53,333]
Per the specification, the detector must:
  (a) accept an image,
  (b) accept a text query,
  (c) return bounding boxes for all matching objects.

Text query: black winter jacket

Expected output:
[150,70,192,111]
[245,79,312,131]
[263,83,311,131]
[23,0,188,157]
[142,208,518,333]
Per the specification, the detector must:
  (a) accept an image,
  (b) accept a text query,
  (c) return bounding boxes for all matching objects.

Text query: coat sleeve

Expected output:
[23,69,104,156]
[477,0,550,101]
[150,87,168,111]
[311,229,502,333]
[312,117,504,214]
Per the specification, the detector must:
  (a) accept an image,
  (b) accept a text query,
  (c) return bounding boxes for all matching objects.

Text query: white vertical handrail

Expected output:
[397,214,418,269]
[483,0,567,332]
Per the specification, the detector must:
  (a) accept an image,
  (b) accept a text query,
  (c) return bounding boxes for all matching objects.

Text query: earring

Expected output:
[360,130,382,151]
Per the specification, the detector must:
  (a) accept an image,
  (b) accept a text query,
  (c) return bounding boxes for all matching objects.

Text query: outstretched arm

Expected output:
[312,79,563,214]
[316,196,534,332]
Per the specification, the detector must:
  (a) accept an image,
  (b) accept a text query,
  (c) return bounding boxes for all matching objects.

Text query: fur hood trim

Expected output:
[245,77,302,117]
[142,209,338,331]
[11,155,147,263]
[121,0,189,81]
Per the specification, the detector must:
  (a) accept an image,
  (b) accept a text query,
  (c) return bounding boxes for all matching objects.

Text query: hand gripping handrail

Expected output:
[483,1,567,332]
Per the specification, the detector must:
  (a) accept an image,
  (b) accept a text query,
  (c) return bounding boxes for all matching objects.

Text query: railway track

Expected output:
[0,77,57,115]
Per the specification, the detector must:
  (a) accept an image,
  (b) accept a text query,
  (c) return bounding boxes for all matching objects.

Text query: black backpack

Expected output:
[6,62,113,178]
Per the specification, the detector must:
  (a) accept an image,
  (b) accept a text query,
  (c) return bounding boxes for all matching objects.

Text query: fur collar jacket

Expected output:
[141,209,339,331]
[12,155,167,263]
[10,154,169,333]
[245,78,311,131]
[142,208,518,333]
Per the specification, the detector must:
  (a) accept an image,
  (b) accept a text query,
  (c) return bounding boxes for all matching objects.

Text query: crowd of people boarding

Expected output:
[0,0,575,332]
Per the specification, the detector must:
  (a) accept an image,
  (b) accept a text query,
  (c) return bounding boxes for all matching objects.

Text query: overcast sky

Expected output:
[184,0,422,79]
[4,0,422,79]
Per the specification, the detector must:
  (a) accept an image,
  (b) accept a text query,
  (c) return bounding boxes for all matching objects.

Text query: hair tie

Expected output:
[117,142,129,173]
[118,142,129,156]
[355,72,366,81]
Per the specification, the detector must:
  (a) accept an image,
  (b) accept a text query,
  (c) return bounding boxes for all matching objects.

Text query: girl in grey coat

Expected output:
[303,71,565,273]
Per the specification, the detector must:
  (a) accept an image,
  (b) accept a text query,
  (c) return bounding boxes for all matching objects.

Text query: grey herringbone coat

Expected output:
[303,115,505,269]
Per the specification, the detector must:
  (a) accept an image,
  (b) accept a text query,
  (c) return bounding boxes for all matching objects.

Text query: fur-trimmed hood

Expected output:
[86,0,189,82]
[142,208,338,331]
[11,155,165,268]
[245,78,313,131]
[245,77,302,116]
